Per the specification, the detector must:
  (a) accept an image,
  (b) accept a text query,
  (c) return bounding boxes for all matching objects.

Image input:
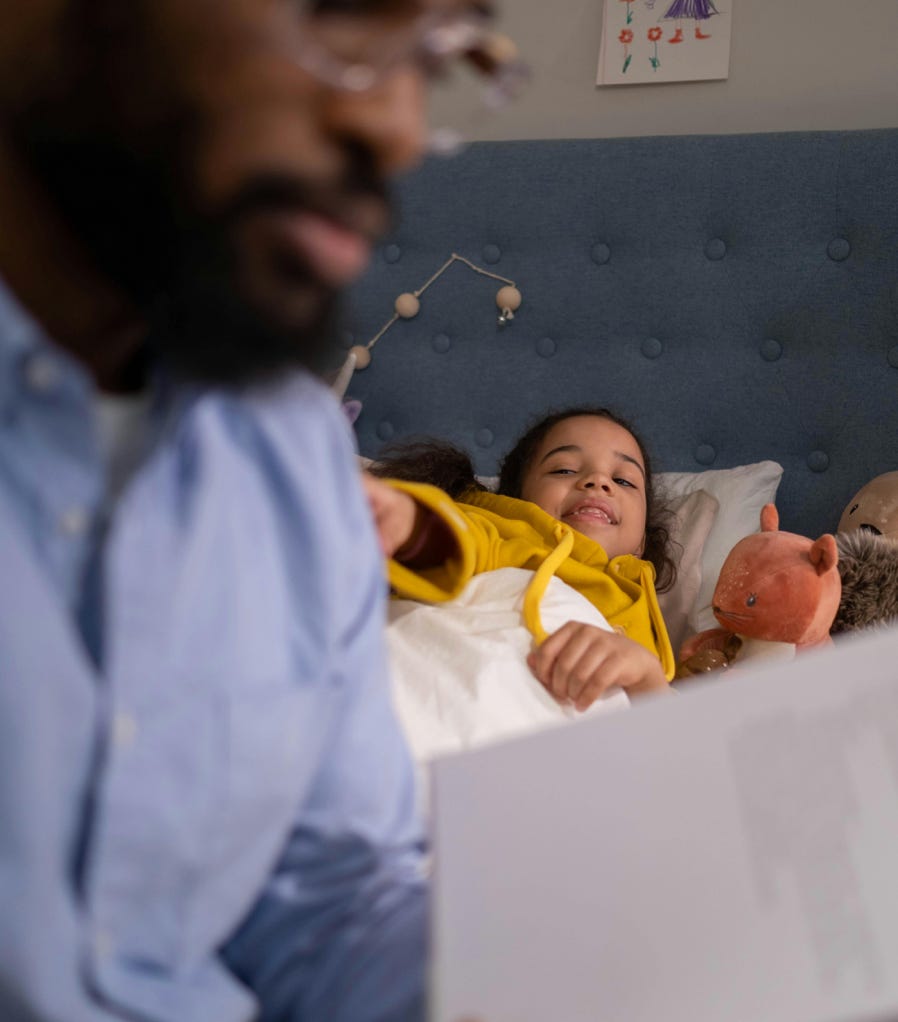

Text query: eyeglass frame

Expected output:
[288,7,529,105]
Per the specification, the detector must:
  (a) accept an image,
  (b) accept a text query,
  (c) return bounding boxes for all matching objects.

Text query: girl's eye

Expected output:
[549,468,575,475]
[614,477,637,489]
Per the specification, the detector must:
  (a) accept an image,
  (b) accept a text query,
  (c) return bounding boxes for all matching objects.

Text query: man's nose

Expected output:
[324,67,429,177]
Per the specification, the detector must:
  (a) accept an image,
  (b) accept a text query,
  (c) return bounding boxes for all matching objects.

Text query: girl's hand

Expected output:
[527,621,670,711]
[361,472,419,558]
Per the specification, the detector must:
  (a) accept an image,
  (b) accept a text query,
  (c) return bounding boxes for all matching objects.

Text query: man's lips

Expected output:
[563,500,617,526]
[275,209,374,287]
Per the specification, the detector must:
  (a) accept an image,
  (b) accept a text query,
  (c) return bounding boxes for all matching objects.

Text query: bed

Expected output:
[342,128,898,762]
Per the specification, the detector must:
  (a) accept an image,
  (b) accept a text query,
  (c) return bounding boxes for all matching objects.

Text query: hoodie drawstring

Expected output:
[522,523,574,644]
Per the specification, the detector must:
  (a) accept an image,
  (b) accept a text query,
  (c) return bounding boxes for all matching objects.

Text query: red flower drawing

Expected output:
[618,28,634,72]
[647,25,662,68]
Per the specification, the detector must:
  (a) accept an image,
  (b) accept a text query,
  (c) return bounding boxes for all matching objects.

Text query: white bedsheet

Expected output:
[387,567,630,772]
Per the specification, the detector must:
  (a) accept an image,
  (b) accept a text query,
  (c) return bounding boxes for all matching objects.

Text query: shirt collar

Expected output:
[0,274,94,415]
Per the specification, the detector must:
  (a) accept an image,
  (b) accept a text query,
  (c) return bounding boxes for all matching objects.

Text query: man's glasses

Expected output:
[291,9,529,120]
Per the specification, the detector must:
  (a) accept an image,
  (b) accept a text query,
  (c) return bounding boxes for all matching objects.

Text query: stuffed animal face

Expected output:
[711,504,841,648]
[838,471,898,538]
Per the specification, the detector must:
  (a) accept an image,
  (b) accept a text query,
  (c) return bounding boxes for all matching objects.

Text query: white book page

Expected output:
[431,626,898,1022]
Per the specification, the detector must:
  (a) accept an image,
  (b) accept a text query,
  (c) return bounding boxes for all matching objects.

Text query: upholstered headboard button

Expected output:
[807,450,830,473]
[704,238,727,261]
[432,333,452,354]
[377,421,395,441]
[590,243,612,265]
[475,429,495,448]
[760,338,783,362]
[827,238,851,262]
[482,244,501,264]
[641,337,663,359]
[888,345,898,369]
[383,244,402,264]
[536,337,557,358]
[694,444,716,466]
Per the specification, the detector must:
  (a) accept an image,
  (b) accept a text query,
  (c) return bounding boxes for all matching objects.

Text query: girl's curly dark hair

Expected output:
[368,438,486,500]
[369,406,677,592]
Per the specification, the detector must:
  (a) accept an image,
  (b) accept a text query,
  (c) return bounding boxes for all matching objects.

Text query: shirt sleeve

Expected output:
[220,393,428,1022]
[220,633,428,1021]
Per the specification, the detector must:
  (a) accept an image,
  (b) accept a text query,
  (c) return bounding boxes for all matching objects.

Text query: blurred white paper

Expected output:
[598,0,733,85]
[430,626,898,1022]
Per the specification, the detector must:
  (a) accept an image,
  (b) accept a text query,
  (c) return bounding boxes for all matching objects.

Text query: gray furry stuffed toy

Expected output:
[832,530,898,634]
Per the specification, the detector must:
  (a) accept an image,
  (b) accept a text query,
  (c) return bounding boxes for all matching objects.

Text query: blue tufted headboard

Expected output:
[345,129,898,540]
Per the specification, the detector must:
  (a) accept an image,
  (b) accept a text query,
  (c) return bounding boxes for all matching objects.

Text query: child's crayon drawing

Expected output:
[597,0,732,86]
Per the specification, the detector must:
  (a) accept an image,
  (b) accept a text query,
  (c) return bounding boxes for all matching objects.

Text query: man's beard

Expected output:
[8,47,386,387]
[141,170,350,387]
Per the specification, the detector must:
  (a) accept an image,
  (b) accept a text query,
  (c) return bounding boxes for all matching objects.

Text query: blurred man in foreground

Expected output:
[0,1,519,1019]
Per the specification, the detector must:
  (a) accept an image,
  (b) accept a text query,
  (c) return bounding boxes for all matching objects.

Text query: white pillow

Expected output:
[656,461,784,634]
[656,489,719,657]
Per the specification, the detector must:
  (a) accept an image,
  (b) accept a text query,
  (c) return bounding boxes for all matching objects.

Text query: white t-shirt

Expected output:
[94,389,152,500]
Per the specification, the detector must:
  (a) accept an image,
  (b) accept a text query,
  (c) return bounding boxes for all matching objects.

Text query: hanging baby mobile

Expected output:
[331,252,522,400]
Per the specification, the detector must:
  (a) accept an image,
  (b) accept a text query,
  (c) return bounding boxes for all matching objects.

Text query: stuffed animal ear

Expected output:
[759,503,779,533]
[809,533,839,575]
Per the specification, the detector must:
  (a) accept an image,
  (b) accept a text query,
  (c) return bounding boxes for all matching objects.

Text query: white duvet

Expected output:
[387,567,631,770]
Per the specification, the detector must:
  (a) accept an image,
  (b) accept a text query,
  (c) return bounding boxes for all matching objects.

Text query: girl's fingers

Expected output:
[534,624,670,710]
[532,623,615,702]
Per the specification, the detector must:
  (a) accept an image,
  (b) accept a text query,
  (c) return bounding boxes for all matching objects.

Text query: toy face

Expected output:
[712,563,802,643]
[839,472,898,538]
[710,529,841,647]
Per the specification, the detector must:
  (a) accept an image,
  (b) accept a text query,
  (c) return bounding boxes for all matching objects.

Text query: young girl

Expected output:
[364,406,677,710]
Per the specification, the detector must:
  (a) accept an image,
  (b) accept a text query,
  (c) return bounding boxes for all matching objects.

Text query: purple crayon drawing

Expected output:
[663,0,720,18]
[663,0,719,41]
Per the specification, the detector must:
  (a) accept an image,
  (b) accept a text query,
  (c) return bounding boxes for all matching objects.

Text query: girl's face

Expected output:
[519,415,648,559]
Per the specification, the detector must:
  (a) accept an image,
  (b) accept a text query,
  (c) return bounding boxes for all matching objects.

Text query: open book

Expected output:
[430,626,898,1022]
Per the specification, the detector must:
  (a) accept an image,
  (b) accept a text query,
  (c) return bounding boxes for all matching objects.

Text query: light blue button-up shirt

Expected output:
[0,277,427,1021]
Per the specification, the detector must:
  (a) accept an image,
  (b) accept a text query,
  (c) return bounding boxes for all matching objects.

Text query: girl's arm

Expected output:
[361,473,456,567]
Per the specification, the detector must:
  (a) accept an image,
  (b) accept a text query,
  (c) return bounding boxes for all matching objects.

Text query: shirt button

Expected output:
[112,712,139,749]
[94,930,114,959]
[58,507,89,536]
[23,354,60,394]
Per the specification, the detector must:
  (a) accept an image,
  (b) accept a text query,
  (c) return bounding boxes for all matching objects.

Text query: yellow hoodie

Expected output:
[386,481,675,681]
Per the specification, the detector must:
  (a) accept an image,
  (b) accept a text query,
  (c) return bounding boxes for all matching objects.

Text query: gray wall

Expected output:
[430,0,898,141]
